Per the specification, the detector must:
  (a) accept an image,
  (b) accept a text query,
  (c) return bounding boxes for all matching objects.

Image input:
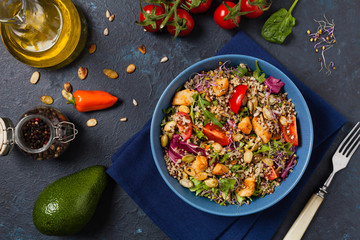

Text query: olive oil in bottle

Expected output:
[0,0,87,68]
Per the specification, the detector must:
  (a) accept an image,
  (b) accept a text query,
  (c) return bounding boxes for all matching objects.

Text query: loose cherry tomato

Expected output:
[174,111,193,140]
[167,9,195,37]
[203,123,231,146]
[281,115,299,146]
[139,5,165,32]
[240,0,266,18]
[214,1,240,30]
[229,85,247,114]
[184,0,213,14]
[266,166,279,180]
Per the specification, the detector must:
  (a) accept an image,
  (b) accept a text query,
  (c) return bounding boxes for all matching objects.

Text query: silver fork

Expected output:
[284,122,360,240]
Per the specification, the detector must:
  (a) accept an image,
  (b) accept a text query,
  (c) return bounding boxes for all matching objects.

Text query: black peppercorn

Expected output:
[21,118,51,149]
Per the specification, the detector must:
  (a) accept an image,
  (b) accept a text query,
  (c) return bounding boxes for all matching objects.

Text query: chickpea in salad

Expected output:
[160,61,299,206]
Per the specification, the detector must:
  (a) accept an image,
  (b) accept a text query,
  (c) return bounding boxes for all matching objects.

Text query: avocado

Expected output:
[33,165,108,236]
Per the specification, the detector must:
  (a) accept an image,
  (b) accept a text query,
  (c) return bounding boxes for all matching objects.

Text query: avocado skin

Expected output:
[32,165,108,236]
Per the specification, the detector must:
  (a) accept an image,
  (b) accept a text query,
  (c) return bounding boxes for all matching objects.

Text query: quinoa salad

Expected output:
[160,61,299,206]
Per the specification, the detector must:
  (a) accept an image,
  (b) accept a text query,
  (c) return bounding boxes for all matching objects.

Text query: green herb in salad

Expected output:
[253,61,266,83]
[195,94,224,128]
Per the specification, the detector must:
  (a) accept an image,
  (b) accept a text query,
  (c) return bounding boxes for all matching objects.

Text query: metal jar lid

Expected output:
[0,117,15,156]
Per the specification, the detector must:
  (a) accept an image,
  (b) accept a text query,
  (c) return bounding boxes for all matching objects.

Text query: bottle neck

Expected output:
[0,0,26,24]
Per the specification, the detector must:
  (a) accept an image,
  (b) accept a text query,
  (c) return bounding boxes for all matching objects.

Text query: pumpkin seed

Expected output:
[204,178,218,188]
[30,71,40,84]
[179,179,193,188]
[105,10,111,18]
[161,135,168,147]
[184,167,196,177]
[178,105,190,113]
[160,56,168,63]
[120,117,127,122]
[88,43,96,54]
[138,44,146,54]
[63,82,72,92]
[212,143,223,152]
[194,172,208,181]
[262,157,274,167]
[109,14,115,22]
[103,69,118,79]
[280,116,288,126]
[78,67,88,80]
[243,150,253,163]
[86,118,97,127]
[104,27,109,36]
[132,99,138,106]
[126,64,136,73]
[61,89,73,101]
[182,154,196,163]
[262,107,273,120]
[164,121,176,132]
[40,95,53,105]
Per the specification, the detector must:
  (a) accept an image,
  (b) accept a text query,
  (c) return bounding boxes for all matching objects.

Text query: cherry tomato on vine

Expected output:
[161,0,184,9]
[241,0,266,18]
[167,9,195,37]
[214,1,240,30]
[185,0,213,14]
[139,5,165,32]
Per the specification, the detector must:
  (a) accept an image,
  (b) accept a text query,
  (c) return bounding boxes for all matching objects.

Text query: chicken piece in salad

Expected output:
[160,61,299,206]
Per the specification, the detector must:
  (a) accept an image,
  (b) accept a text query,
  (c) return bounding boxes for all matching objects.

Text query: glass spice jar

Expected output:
[0,106,77,160]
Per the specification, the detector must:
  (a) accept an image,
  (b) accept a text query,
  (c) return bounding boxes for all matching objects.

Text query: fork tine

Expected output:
[337,122,360,154]
[345,131,360,158]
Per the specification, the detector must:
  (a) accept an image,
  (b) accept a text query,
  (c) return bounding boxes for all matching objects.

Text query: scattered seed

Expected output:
[120,117,127,122]
[88,43,96,54]
[126,64,136,73]
[109,14,115,22]
[63,82,72,92]
[160,56,168,63]
[86,118,98,127]
[132,99,138,106]
[106,10,111,18]
[40,95,53,105]
[30,71,40,84]
[104,28,109,36]
[138,44,146,54]
[78,67,88,80]
[103,69,118,79]
[61,89,73,101]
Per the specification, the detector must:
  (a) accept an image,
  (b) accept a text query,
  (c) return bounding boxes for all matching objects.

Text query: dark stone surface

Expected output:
[0,0,359,239]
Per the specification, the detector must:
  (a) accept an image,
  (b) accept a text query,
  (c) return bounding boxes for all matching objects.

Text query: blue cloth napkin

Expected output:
[107,31,346,240]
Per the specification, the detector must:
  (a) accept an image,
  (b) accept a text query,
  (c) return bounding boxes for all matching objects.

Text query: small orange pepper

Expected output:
[69,90,118,112]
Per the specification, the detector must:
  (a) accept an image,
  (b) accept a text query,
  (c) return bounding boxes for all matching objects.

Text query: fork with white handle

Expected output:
[284,122,360,240]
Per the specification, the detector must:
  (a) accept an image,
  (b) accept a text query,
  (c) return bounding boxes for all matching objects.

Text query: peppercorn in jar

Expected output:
[0,106,77,160]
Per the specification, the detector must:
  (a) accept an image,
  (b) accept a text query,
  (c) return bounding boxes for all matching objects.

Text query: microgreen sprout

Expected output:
[307,15,336,75]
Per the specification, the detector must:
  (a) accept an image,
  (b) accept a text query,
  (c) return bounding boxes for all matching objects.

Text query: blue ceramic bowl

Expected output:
[150,54,313,216]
